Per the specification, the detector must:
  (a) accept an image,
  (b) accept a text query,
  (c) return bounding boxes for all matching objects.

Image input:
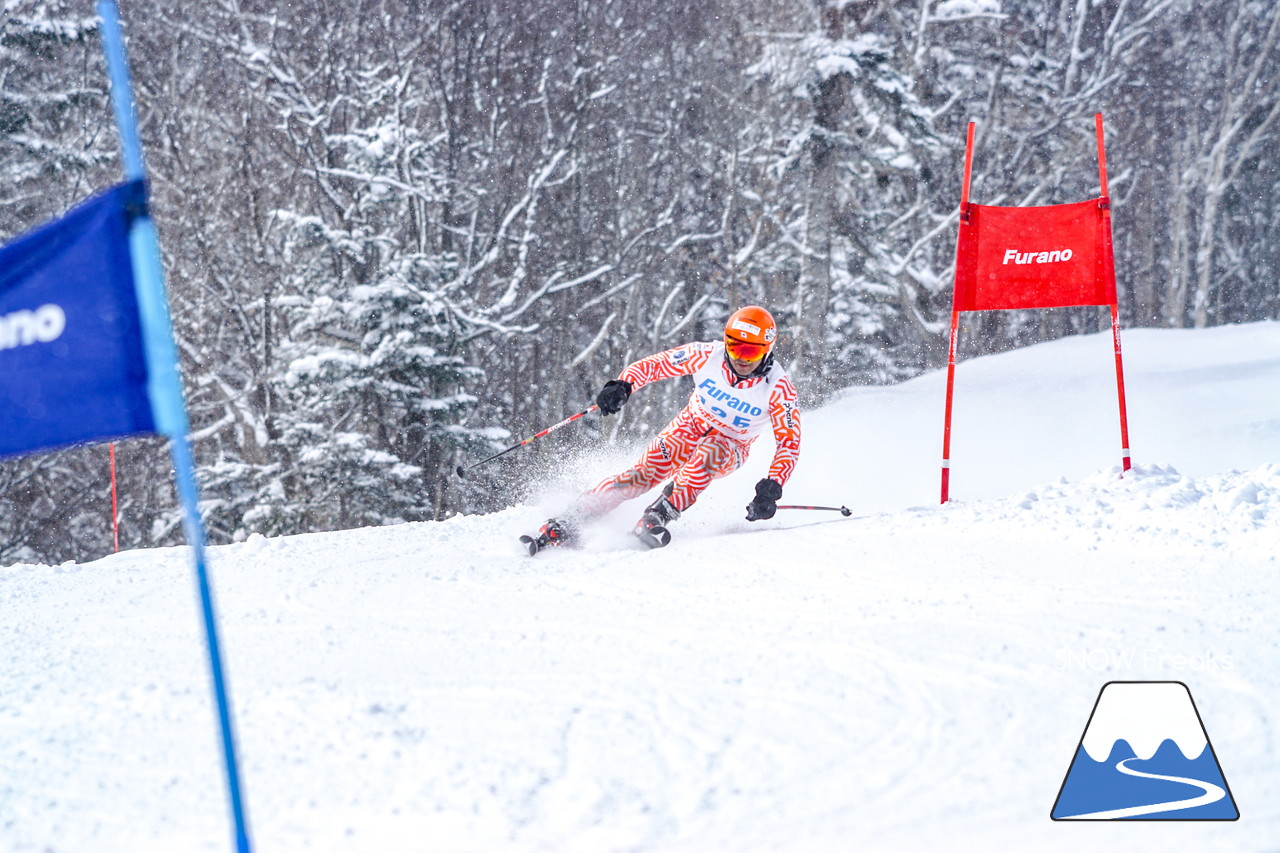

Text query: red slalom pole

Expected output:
[941,121,975,504]
[940,310,961,504]
[1096,112,1132,474]
[109,442,120,552]
[457,405,600,477]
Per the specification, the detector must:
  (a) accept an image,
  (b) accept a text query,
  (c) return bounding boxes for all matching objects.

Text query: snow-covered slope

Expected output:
[3,322,1279,852]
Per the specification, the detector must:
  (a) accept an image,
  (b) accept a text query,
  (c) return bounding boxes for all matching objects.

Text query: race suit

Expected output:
[577,341,801,518]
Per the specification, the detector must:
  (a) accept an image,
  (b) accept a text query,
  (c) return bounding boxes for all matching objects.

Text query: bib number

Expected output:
[709,405,752,430]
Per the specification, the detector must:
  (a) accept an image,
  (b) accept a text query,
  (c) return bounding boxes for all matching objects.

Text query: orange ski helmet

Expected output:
[723,305,777,364]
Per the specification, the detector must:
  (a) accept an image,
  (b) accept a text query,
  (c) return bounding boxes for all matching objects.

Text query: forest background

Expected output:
[2,0,1277,563]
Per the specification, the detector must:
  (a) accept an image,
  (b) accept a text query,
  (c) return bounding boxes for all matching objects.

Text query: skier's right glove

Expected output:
[596,379,632,415]
[746,477,782,521]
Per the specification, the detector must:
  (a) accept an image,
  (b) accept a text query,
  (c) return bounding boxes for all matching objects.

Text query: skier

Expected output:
[522,305,801,553]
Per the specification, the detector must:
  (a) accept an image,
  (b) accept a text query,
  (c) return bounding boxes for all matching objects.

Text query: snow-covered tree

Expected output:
[194,8,496,534]
[0,2,112,224]
[4,0,1280,563]
[746,2,948,389]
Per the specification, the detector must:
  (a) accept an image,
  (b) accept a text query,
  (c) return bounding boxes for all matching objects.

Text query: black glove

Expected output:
[746,477,782,521]
[596,379,632,415]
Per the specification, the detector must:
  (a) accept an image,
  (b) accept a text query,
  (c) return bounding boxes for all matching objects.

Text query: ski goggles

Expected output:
[724,337,767,362]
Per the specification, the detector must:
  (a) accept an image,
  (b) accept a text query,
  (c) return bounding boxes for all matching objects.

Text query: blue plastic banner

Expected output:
[0,180,156,458]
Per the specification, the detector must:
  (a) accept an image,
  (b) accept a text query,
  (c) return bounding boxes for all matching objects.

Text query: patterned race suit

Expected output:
[575,341,801,520]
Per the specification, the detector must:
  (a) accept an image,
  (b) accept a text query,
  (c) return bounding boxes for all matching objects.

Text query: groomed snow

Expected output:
[3,321,1279,852]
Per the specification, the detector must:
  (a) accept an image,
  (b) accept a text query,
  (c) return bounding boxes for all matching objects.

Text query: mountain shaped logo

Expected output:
[1052,681,1239,820]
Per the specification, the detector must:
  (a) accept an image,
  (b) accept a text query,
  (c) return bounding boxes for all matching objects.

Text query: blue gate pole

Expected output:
[98,4,253,852]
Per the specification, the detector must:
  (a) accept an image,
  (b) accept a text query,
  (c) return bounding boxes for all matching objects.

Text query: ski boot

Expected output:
[633,487,679,549]
[520,517,574,556]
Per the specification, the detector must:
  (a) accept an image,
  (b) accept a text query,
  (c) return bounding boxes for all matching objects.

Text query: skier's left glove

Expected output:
[745,478,782,521]
[596,379,632,415]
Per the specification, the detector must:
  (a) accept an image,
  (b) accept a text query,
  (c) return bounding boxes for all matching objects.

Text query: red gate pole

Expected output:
[941,121,977,503]
[1110,303,1132,473]
[109,442,120,552]
[940,310,962,503]
[1095,113,1132,473]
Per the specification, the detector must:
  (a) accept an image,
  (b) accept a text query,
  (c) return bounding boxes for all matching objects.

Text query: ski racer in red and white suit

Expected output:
[532,306,798,550]
[528,305,799,550]
[576,340,801,522]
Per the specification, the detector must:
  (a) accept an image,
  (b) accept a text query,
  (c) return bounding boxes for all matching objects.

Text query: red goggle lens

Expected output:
[725,339,766,361]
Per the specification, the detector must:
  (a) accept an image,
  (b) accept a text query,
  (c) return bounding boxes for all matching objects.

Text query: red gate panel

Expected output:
[953,198,1116,312]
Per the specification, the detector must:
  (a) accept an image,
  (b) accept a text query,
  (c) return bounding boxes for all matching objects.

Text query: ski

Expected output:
[630,484,677,549]
[632,523,671,549]
[519,518,574,556]
[519,511,682,555]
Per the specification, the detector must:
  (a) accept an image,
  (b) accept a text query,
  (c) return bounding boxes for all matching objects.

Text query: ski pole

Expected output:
[776,504,853,516]
[456,405,599,477]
